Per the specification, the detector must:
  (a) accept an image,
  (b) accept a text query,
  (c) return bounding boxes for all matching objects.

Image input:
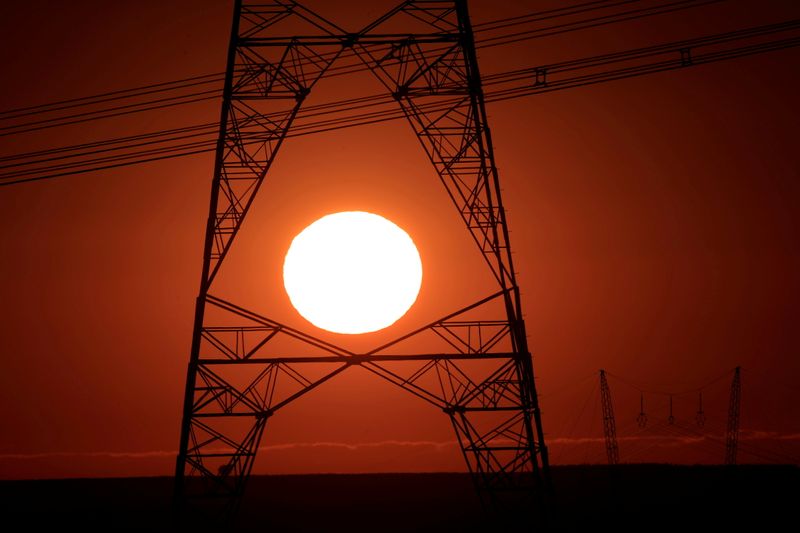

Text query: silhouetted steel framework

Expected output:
[599,369,619,465]
[636,392,647,428]
[725,366,742,465]
[174,0,550,522]
[695,392,705,427]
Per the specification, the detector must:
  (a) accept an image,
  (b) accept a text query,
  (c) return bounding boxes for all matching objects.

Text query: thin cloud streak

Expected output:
[1,431,798,461]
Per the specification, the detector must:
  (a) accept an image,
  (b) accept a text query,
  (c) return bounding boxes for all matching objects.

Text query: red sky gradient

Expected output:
[1,0,799,479]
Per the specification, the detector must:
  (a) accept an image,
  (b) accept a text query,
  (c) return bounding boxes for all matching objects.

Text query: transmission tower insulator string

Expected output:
[637,392,647,428]
[696,391,706,427]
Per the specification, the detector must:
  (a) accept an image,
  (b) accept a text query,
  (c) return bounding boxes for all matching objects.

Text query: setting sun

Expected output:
[283,211,423,334]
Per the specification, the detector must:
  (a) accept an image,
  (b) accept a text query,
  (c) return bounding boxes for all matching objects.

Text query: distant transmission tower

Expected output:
[173,0,550,522]
[725,366,741,465]
[599,370,619,465]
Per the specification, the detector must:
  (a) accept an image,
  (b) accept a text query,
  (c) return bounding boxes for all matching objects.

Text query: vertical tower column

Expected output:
[599,369,619,465]
[725,366,742,465]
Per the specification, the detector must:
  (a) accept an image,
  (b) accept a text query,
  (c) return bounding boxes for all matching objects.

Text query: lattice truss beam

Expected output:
[176,0,549,518]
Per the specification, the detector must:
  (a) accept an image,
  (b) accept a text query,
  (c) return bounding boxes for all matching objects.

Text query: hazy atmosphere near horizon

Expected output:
[1,0,799,484]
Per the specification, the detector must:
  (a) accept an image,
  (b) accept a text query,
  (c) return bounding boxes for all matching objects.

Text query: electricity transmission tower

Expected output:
[599,369,619,465]
[174,0,550,522]
[725,366,741,465]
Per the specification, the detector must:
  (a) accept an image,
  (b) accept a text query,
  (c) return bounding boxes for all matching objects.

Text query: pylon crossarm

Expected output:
[363,355,527,413]
[205,294,355,357]
[362,355,509,409]
[431,321,511,354]
[365,289,511,355]
[239,2,346,39]
[192,360,349,416]
[201,326,280,360]
[362,361,448,409]
[197,352,514,364]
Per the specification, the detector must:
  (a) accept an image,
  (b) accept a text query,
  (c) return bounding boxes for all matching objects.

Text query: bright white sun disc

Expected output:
[283,211,423,334]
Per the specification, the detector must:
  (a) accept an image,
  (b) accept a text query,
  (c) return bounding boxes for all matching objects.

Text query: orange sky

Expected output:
[1,0,799,479]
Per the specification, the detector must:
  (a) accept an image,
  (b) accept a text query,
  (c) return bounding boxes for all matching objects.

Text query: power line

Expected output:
[605,368,738,396]
[0,90,220,137]
[0,0,723,133]
[2,16,797,186]
[0,73,226,122]
[472,0,640,32]
[592,369,800,465]
[478,0,726,49]
[0,122,218,164]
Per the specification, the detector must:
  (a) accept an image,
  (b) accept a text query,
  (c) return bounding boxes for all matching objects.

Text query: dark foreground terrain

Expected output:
[1,465,797,531]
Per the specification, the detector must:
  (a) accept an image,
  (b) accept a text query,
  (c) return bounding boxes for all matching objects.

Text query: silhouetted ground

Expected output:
[0,465,797,531]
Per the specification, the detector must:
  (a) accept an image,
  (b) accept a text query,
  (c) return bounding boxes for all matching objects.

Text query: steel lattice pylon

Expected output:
[599,369,619,465]
[725,366,741,465]
[174,0,550,522]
